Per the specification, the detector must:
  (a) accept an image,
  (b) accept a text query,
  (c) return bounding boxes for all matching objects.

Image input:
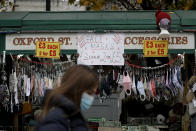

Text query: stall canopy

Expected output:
[0,11,196,54]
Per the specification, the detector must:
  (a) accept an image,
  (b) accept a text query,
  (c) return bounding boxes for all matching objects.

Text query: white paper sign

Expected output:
[77,34,124,65]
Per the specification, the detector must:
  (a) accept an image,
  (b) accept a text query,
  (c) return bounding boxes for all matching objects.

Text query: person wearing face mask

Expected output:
[35,65,99,131]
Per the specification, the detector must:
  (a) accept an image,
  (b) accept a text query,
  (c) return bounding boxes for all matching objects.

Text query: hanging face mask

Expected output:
[80,92,95,111]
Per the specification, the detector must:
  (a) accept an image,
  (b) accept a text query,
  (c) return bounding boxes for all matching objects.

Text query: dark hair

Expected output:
[42,65,99,117]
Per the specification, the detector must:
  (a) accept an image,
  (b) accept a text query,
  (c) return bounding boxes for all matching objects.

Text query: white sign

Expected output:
[6,32,195,50]
[124,33,195,50]
[77,34,124,65]
[6,33,77,50]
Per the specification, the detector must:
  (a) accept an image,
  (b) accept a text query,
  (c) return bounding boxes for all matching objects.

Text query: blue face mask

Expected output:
[80,92,95,111]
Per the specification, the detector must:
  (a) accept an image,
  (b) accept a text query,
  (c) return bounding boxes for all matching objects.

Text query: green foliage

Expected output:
[167,1,187,10]
[68,0,75,5]
[68,0,196,10]
[0,0,13,12]
[0,0,5,7]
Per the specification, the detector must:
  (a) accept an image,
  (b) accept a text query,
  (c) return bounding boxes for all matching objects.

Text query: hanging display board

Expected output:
[77,34,124,65]
[143,40,168,57]
[5,33,194,51]
[35,41,60,59]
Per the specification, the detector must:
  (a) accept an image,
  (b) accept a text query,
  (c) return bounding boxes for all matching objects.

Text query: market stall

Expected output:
[0,11,196,131]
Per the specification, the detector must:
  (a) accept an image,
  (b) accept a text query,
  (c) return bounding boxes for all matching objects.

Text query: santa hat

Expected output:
[155,10,171,38]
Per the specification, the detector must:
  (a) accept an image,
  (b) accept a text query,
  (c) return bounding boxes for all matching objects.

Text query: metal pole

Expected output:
[46,0,51,11]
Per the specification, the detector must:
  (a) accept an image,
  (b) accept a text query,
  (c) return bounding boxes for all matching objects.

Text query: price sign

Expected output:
[143,40,168,57]
[36,41,60,59]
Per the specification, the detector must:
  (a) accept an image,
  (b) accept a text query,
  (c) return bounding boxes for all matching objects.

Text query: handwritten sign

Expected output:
[143,40,168,57]
[36,41,60,59]
[77,34,124,65]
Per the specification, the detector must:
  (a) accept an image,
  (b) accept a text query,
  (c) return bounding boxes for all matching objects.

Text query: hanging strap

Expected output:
[57,76,61,88]
[9,73,15,113]
[49,78,53,89]
[14,71,19,104]
[145,78,151,101]
[123,72,132,96]
[132,74,137,95]
[151,79,156,97]
[23,74,27,96]
[26,77,31,97]
[137,80,146,101]
[30,75,35,91]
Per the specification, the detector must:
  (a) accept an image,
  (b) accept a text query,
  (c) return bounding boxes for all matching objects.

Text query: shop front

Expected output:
[0,11,196,131]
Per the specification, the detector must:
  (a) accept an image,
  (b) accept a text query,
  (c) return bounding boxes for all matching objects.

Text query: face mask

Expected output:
[80,92,95,111]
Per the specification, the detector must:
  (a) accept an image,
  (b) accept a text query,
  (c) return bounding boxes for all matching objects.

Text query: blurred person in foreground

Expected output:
[35,65,99,131]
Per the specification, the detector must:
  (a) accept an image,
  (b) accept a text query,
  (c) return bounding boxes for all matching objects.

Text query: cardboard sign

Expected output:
[143,40,168,57]
[36,41,60,59]
[77,34,124,65]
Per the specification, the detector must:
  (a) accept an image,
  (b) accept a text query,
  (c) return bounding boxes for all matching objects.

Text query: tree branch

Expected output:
[141,0,154,10]
[117,0,136,10]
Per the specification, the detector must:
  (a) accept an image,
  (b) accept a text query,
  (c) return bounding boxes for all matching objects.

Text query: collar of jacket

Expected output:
[50,94,78,115]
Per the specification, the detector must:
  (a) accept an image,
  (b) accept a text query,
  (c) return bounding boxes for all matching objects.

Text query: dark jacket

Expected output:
[35,95,88,131]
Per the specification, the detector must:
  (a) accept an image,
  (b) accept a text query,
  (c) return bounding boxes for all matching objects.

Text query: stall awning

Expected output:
[0,11,186,31]
[0,11,196,54]
[175,11,196,26]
